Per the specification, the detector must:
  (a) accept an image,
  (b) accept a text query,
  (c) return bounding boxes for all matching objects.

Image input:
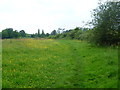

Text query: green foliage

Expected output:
[30,30,49,38]
[2,28,14,39]
[48,1,120,46]
[48,1,119,46]
[51,30,57,35]
[80,30,94,42]
[2,29,9,39]
[41,30,45,38]
[46,33,50,37]
[91,1,120,45]
[37,29,40,37]
[48,27,91,41]
[13,30,20,38]
[19,30,26,37]
[2,28,26,39]
[67,30,77,39]
[1,1,119,47]
[2,39,118,88]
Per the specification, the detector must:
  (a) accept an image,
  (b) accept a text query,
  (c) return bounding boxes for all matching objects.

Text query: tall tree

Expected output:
[91,1,120,45]
[46,33,49,37]
[51,30,57,35]
[2,28,14,39]
[2,29,9,39]
[38,29,40,37]
[19,30,26,37]
[7,28,14,38]
[41,30,45,37]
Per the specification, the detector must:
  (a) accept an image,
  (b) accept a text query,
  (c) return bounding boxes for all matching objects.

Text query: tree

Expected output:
[74,27,79,31]
[7,28,14,38]
[91,1,120,45]
[2,29,9,39]
[51,30,57,35]
[41,30,45,37]
[31,34,36,38]
[19,30,26,37]
[46,33,49,37]
[57,29,60,34]
[58,28,62,34]
[57,28,65,34]
[38,29,40,37]
[13,30,20,38]
[2,28,14,39]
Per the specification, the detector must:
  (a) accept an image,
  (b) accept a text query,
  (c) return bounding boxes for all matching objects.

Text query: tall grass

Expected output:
[2,39,118,88]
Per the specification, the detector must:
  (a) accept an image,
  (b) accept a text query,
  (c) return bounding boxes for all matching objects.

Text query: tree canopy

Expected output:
[1,1,119,46]
[91,1,120,45]
[2,28,26,39]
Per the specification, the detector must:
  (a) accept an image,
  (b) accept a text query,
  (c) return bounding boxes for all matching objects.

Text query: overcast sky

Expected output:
[0,0,101,34]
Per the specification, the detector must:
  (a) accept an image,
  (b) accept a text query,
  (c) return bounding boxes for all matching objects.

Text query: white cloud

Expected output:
[0,0,99,34]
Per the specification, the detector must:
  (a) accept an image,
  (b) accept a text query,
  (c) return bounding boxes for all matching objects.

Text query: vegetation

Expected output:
[49,1,120,46]
[1,1,119,88]
[48,27,91,40]
[2,39,118,88]
[1,28,26,39]
[1,1,119,46]
[91,1,120,45]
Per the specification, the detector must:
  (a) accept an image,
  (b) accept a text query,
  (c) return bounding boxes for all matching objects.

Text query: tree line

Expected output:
[0,27,69,39]
[1,1,119,45]
[0,28,62,39]
[1,28,26,39]
[49,1,120,45]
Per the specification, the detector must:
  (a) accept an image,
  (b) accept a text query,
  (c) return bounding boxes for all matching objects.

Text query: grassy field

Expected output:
[2,39,118,88]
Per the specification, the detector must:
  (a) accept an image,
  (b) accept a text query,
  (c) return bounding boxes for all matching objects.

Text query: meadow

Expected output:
[2,39,118,88]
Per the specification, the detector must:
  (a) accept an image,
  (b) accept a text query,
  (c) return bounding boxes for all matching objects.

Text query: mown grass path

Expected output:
[2,39,118,88]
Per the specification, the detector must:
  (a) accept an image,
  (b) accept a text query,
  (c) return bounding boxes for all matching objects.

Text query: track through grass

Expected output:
[2,39,118,88]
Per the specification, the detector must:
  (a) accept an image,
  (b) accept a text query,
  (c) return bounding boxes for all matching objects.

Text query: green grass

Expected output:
[2,39,118,88]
